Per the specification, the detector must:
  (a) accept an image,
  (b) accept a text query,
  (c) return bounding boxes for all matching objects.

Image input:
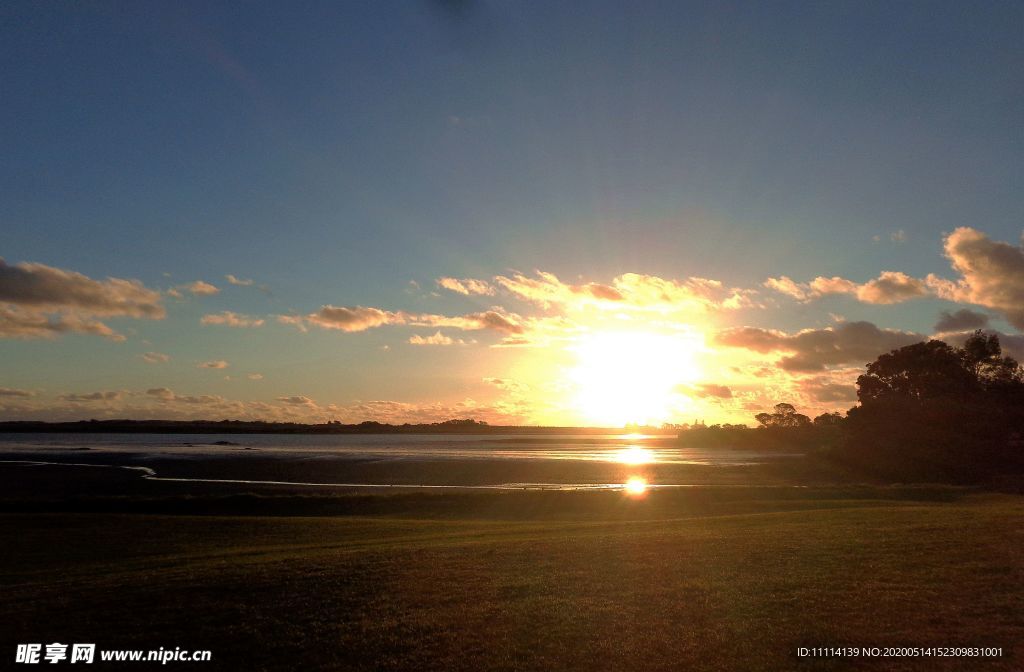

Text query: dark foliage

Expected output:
[677,404,842,452]
[840,330,1024,483]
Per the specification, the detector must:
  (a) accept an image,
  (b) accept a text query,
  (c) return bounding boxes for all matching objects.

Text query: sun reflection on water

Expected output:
[616,446,655,465]
[624,476,648,496]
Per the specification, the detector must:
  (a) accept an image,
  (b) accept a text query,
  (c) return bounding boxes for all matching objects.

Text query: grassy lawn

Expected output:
[1,492,1021,671]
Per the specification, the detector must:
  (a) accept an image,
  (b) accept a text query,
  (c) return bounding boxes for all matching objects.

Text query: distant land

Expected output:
[0,418,677,435]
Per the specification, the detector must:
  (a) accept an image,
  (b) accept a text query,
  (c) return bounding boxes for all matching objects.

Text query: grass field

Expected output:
[1,489,1022,671]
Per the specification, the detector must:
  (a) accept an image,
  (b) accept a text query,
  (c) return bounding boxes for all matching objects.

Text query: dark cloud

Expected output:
[59,391,122,402]
[0,258,164,317]
[715,321,924,371]
[934,308,989,333]
[935,329,1024,363]
[798,378,858,403]
[276,395,316,406]
[0,305,126,341]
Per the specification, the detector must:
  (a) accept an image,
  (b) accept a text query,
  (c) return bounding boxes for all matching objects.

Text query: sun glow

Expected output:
[624,476,648,496]
[569,330,702,426]
[616,446,654,465]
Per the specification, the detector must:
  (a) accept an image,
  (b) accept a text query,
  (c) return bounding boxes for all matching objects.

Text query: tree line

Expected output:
[727,330,1024,483]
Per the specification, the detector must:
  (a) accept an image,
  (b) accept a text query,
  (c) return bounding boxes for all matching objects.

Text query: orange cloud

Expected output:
[927,227,1024,329]
[408,331,473,346]
[436,277,495,296]
[201,311,265,328]
[765,271,927,304]
[489,270,755,313]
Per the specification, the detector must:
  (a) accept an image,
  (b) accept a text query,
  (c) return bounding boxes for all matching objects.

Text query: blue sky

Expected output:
[1,1,1022,425]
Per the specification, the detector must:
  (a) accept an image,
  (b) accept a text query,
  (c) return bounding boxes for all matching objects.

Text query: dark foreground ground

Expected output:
[0,461,1021,671]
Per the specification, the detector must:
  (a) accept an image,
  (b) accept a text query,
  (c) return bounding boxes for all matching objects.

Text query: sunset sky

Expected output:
[1,2,1023,426]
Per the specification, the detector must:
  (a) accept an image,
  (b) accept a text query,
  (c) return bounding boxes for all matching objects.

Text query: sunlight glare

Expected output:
[624,476,648,496]
[616,446,654,465]
[569,330,702,426]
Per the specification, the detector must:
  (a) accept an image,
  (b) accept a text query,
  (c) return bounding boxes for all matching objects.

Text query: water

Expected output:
[0,432,791,465]
[0,433,802,491]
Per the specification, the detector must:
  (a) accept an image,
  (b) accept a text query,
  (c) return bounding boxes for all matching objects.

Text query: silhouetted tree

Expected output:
[813,412,844,427]
[841,332,1024,483]
[755,403,811,428]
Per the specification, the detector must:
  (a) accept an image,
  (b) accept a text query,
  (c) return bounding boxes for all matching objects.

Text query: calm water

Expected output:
[0,433,802,491]
[0,432,793,466]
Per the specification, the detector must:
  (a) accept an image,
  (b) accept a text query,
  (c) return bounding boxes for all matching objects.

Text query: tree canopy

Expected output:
[842,330,1024,483]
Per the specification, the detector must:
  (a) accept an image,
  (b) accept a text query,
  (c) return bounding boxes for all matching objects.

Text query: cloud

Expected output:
[0,258,165,340]
[408,331,472,346]
[247,373,263,380]
[763,276,815,301]
[715,321,924,371]
[276,395,316,405]
[59,391,122,402]
[0,305,127,341]
[171,280,220,297]
[141,351,171,364]
[0,387,33,398]
[797,378,859,403]
[0,258,165,317]
[492,271,756,312]
[200,311,265,328]
[483,377,529,393]
[436,277,496,296]
[933,329,1024,363]
[293,306,402,333]
[763,228,1024,317]
[427,310,525,334]
[927,227,1024,330]
[856,271,928,304]
[276,314,308,332]
[175,394,226,405]
[680,383,733,399]
[279,305,527,337]
[224,274,253,286]
[197,360,229,369]
[764,271,927,304]
[144,387,225,405]
[891,230,907,243]
[934,308,989,333]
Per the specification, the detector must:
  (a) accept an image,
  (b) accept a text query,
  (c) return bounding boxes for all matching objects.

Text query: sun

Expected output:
[568,329,702,426]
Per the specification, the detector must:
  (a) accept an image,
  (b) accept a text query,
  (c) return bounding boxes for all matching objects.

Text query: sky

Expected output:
[1,1,1023,426]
